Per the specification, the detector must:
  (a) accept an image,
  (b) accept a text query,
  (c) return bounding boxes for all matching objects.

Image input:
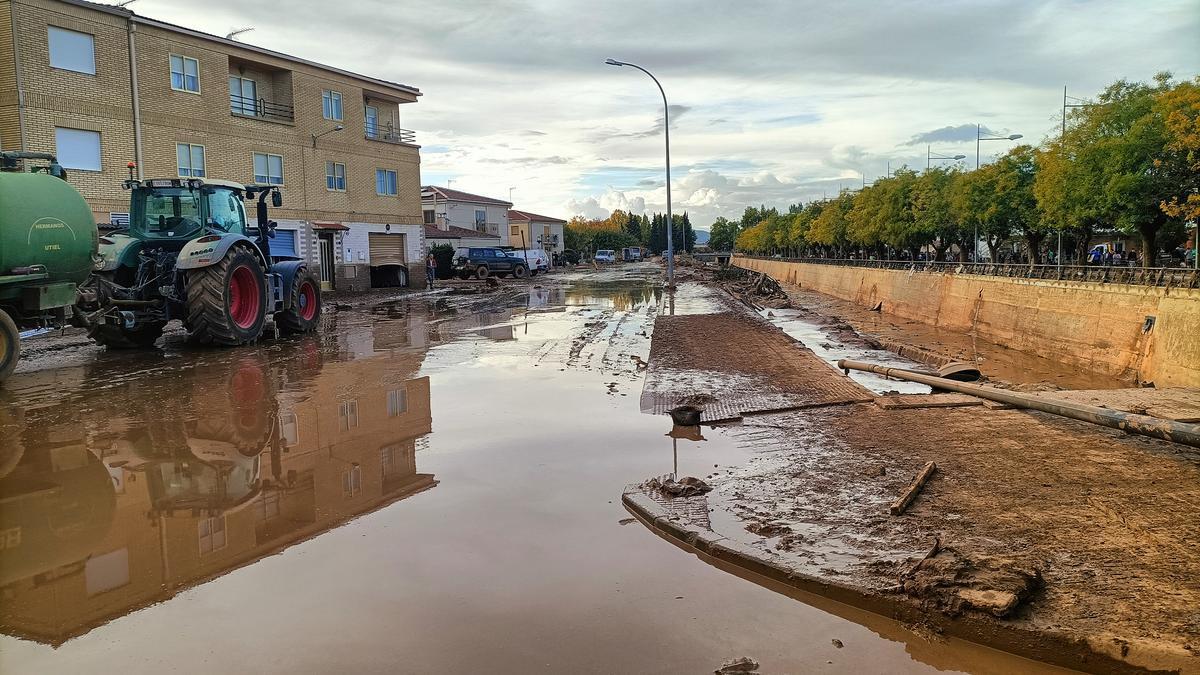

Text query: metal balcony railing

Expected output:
[229,94,295,123]
[734,255,1200,289]
[364,123,416,145]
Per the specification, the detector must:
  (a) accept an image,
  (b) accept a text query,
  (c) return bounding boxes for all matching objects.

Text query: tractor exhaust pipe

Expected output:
[837,358,1200,449]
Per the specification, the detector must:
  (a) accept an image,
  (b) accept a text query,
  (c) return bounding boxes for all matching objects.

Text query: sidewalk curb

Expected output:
[621,485,1172,675]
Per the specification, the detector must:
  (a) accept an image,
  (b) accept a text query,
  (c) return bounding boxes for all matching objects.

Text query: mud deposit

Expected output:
[0,264,1082,674]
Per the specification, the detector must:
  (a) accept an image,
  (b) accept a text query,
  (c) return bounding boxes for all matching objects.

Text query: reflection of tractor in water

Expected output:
[102,354,282,516]
[77,175,321,349]
[0,152,98,381]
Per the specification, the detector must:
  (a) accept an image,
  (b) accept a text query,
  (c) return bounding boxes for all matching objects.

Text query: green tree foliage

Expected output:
[708,216,740,252]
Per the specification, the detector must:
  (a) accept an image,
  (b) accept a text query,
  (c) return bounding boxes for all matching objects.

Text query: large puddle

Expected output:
[0,266,1075,674]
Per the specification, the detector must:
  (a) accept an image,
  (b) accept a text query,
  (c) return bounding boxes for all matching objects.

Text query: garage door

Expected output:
[270,229,298,258]
[368,232,406,266]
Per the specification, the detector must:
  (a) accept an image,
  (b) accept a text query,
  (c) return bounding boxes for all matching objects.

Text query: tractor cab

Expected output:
[121,177,280,249]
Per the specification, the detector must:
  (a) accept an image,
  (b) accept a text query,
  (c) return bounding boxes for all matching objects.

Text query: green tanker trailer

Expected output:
[0,152,98,381]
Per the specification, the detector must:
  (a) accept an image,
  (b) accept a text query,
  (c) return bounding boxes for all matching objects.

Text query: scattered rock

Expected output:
[715,656,759,673]
[831,638,843,649]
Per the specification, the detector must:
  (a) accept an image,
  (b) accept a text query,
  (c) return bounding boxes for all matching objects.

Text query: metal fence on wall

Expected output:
[735,256,1200,289]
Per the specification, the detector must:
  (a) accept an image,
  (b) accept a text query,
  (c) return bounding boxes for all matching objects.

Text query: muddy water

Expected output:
[0,266,1074,674]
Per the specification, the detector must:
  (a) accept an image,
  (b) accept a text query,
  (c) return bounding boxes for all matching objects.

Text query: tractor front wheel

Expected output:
[275,268,322,335]
[186,246,268,346]
[88,321,165,349]
[0,309,19,382]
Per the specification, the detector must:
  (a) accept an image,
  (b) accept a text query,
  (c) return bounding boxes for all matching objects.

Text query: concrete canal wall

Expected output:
[732,256,1200,388]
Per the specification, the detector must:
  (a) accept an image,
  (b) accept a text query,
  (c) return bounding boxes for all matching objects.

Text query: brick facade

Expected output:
[0,0,425,290]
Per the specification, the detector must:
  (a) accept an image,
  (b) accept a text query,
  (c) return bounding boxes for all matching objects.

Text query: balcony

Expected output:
[365,122,416,145]
[230,94,295,123]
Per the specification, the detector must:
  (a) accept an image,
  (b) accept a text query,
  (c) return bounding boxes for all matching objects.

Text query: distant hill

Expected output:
[693,229,710,245]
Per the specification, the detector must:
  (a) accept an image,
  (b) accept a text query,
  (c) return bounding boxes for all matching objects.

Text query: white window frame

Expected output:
[198,516,227,555]
[342,465,362,497]
[176,143,205,178]
[54,127,101,171]
[339,399,359,430]
[325,161,346,192]
[169,54,200,93]
[322,90,344,121]
[47,26,95,75]
[229,76,258,116]
[253,152,284,185]
[375,169,397,196]
[387,388,407,417]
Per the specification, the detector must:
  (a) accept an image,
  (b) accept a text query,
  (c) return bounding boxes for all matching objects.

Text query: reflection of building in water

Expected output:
[0,352,434,646]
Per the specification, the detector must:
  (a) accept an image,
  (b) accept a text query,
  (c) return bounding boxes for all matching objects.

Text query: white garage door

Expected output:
[368,232,406,266]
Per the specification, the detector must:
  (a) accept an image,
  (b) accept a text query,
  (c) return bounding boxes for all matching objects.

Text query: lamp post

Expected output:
[311,124,344,149]
[927,145,966,170]
[606,58,674,287]
[974,125,1023,260]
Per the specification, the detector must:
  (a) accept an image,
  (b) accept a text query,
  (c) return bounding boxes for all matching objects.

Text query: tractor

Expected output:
[78,175,321,347]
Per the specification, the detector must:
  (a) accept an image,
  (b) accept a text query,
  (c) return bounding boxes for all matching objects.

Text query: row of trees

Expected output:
[565,210,698,256]
[727,74,1198,266]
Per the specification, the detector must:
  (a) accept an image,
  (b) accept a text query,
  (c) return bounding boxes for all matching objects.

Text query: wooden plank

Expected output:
[890,461,937,516]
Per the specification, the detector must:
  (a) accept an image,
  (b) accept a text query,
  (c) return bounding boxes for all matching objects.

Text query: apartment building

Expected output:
[0,0,425,290]
[507,209,566,252]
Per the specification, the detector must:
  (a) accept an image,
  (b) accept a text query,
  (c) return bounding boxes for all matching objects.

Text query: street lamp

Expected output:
[927,145,966,170]
[974,125,1022,260]
[606,58,674,287]
[311,124,344,148]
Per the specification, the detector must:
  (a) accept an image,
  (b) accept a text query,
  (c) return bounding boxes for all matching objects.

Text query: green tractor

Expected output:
[78,176,321,347]
[0,151,99,381]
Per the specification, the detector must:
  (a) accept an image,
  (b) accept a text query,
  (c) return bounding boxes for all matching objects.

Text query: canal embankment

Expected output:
[731,256,1200,388]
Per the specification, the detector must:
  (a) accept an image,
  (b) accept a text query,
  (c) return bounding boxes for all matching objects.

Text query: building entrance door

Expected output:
[318,233,335,291]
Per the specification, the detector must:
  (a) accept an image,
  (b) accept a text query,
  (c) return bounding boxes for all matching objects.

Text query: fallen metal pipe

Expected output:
[838,358,1200,449]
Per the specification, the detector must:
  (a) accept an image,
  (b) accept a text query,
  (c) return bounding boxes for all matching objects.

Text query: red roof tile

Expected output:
[507,209,567,224]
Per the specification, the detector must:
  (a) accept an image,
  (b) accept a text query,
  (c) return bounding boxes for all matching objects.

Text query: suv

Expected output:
[453,247,529,280]
[503,248,551,276]
[595,249,616,263]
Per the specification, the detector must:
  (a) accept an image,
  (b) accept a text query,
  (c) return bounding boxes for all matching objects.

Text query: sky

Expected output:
[124,0,1197,229]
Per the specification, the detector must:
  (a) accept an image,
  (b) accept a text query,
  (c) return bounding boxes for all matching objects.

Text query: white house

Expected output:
[506,210,566,252]
[421,186,512,239]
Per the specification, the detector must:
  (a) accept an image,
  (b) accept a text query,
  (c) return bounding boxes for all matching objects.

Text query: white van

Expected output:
[595,249,616,263]
[504,248,551,275]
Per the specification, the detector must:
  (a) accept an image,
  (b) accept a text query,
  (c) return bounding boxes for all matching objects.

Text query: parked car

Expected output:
[503,248,551,275]
[595,249,616,263]
[452,247,529,280]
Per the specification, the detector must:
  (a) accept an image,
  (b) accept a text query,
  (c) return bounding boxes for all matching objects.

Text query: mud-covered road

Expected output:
[0,265,1073,674]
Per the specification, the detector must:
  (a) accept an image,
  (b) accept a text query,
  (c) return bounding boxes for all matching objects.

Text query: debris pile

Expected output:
[718,270,792,309]
[899,540,1043,618]
[715,656,760,673]
[641,475,714,498]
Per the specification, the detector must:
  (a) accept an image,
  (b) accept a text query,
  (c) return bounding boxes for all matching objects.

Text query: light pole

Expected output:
[927,145,965,170]
[606,58,674,286]
[974,125,1023,260]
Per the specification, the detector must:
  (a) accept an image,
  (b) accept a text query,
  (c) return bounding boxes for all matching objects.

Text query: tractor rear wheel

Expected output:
[88,321,165,349]
[275,268,322,334]
[0,309,19,382]
[185,246,267,346]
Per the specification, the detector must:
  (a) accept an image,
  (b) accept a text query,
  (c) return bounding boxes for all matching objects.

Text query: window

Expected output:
[229,76,257,115]
[423,210,435,225]
[280,411,298,445]
[510,225,520,236]
[342,466,362,497]
[204,187,245,231]
[55,128,101,171]
[475,210,486,230]
[48,27,95,74]
[544,225,551,240]
[198,517,226,554]
[170,55,200,92]
[255,492,280,521]
[325,161,346,191]
[375,169,397,196]
[387,388,407,417]
[253,153,283,184]
[322,90,343,121]
[365,105,378,136]
[176,143,205,177]
[339,399,359,430]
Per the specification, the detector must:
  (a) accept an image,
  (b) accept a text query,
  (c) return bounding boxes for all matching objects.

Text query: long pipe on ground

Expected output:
[837,358,1200,449]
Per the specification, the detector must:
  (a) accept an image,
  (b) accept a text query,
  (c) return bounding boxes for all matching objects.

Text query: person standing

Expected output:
[426,252,437,289]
